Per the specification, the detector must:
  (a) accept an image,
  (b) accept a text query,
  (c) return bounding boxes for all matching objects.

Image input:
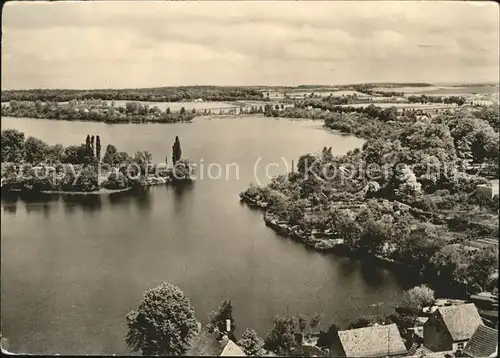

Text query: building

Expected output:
[331,323,408,357]
[186,323,246,356]
[406,350,454,358]
[423,303,483,352]
[462,324,498,358]
[466,99,494,107]
[476,180,500,200]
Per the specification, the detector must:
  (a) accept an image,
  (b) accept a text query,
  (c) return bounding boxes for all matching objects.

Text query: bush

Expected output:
[401,285,435,311]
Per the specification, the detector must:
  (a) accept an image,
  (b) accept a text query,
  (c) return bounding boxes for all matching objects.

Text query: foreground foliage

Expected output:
[244,104,499,294]
[125,282,198,356]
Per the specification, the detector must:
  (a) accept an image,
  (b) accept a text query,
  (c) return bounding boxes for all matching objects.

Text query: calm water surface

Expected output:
[1,116,406,354]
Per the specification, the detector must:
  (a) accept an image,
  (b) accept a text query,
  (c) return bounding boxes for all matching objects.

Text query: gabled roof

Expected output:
[463,324,498,358]
[407,342,432,356]
[295,345,329,357]
[186,324,246,356]
[337,323,408,357]
[407,351,454,358]
[437,303,483,341]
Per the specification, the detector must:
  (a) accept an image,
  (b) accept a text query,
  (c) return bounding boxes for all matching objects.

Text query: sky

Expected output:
[1,1,499,89]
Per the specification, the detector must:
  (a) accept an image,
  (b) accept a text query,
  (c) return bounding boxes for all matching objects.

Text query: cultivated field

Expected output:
[373,84,499,96]
[338,102,457,109]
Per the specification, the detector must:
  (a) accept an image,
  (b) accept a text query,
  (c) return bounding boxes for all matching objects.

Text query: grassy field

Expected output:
[338,102,456,109]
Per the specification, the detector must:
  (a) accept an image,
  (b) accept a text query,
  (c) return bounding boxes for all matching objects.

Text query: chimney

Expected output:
[226,319,231,333]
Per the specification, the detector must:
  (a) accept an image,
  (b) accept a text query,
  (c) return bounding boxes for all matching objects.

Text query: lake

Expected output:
[1,116,407,355]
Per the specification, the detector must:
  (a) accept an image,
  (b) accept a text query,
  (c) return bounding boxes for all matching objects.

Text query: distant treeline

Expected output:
[407,95,466,105]
[1,86,264,103]
[1,100,195,123]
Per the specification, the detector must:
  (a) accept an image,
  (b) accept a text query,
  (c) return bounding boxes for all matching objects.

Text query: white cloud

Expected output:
[1,1,498,89]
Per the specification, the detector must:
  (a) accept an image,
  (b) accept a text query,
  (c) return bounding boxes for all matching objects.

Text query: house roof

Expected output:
[463,325,498,358]
[337,323,408,357]
[407,343,433,356]
[437,303,483,341]
[407,351,454,358]
[296,345,329,357]
[186,324,246,356]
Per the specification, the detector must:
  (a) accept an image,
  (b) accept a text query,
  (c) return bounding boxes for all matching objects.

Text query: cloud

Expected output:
[1,1,498,89]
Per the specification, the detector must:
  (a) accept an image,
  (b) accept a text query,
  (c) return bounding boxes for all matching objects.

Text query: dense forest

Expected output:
[1,86,264,103]
[1,99,195,123]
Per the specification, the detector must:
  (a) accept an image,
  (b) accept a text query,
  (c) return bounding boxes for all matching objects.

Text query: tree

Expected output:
[1,332,10,352]
[86,135,91,156]
[385,312,418,338]
[90,135,95,158]
[63,144,89,164]
[298,314,308,340]
[358,219,390,256]
[348,315,385,329]
[72,165,99,192]
[180,107,186,115]
[172,159,194,181]
[95,135,101,162]
[47,144,65,164]
[209,300,236,341]
[133,150,153,172]
[401,285,435,311]
[24,136,49,164]
[125,282,198,356]
[238,329,265,356]
[126,102,139,114]
[264,316,298,355]
[316,324,339,349]
[172,136,182,165]
[309,312,323,334]
[394,225,445,275]
[102,144,118,166]
[430,245,469,284]
[465,247,498,293]
[1,129,25,162]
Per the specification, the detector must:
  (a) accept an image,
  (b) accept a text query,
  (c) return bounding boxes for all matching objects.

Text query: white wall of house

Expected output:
[452,340,467,352]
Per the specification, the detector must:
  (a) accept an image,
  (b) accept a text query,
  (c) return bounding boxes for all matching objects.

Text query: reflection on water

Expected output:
[134,188,153,211]
[172,180,195,197]
[64,195,103,212]
[0,190,159,213]
[360,262,387,288]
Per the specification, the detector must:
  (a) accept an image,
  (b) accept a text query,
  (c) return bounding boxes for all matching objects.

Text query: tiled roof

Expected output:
[221,340,246,356]
[186,324,246,356]
[407,342,433,356]
[463,325,498,358]
[295,345,329,357]
[407,351,454,358]
[438,303,483,341]
[337,323,408,357]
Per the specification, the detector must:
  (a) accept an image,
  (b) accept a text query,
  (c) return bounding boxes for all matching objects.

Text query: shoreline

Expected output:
[40,187,133,195]
[238,193,468,297]
[239,193,420,263]
[1,187,133,196]
[0,115,194,125]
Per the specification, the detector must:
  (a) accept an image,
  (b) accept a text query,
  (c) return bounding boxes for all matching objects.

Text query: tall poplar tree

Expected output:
[95,135,101,162]
[172,136,182,165]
